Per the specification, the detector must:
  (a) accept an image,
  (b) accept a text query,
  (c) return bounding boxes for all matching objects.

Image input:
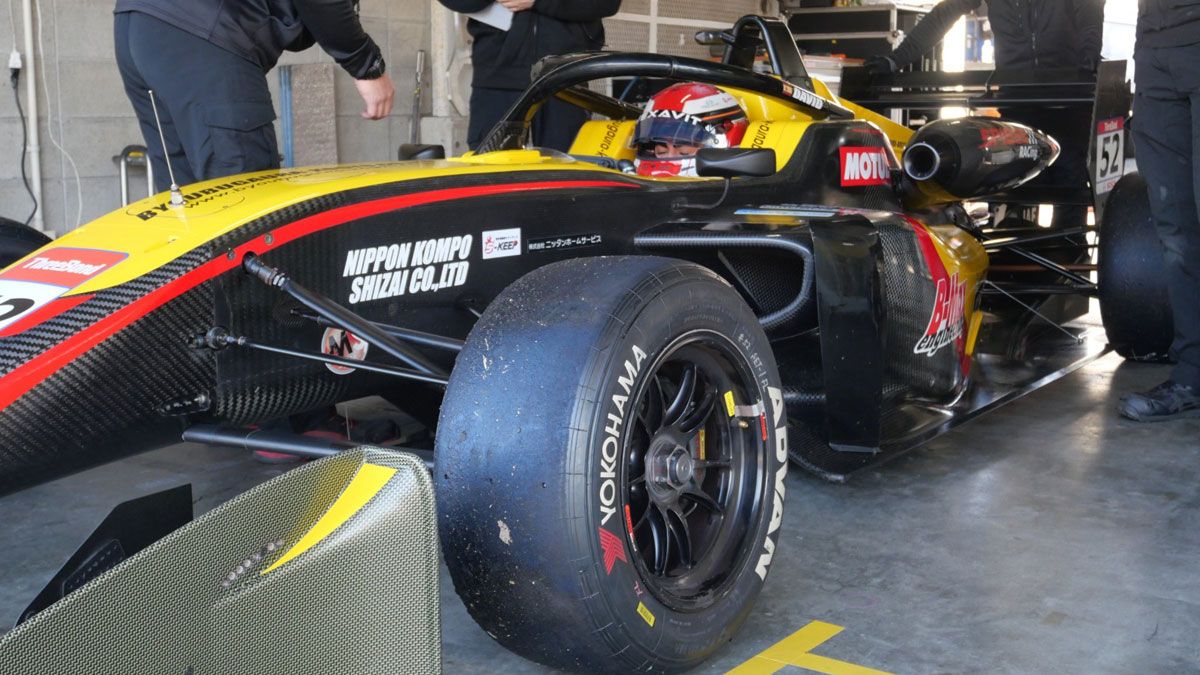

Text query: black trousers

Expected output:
[467,87,588,153]
[1132,42,1200,388]
[114,12,279,193]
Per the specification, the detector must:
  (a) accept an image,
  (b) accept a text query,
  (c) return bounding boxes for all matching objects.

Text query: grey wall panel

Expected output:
[606,19,653,52]
[658,0,768,23]
[656,24,714,59]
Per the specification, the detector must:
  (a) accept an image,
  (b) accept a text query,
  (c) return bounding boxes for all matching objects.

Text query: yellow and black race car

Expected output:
[0,15,1162,674]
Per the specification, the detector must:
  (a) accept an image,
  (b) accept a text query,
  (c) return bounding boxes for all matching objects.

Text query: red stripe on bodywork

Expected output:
[906,216,943,273]
[0,180,636,410]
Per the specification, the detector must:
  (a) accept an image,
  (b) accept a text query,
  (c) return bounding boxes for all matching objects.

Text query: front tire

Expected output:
[436,256,787,673]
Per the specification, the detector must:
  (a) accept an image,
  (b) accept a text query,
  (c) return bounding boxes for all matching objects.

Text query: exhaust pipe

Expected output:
[900,118,1060,206]
[902,142,941,182]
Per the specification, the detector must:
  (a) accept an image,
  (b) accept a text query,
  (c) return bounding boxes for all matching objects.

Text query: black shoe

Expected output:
[1118,380,1200,422]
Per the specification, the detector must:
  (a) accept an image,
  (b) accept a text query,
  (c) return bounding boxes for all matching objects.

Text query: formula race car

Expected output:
[0,15,1160,674]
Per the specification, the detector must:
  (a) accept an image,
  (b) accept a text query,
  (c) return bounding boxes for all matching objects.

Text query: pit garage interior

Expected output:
[0,1,1196,674]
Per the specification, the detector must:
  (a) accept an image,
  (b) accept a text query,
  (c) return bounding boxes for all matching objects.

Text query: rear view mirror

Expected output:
[696,148,776,178]
[398,144,446,161]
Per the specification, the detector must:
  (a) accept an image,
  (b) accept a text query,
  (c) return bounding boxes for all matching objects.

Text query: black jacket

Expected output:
[891,0,1105,70]
[1138,0,1200,48]
[438,0,621,90]
[114,0,383,78]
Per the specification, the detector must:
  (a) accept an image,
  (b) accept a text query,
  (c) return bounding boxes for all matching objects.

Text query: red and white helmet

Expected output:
[633,83,749,177]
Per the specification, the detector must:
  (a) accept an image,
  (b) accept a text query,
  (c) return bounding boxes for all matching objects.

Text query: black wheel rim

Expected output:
[622,330,768,611]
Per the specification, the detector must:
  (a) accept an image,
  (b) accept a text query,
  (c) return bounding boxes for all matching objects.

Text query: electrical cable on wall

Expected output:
[7,0,36,224]
[34,0,82,229]
[11,66,38,225]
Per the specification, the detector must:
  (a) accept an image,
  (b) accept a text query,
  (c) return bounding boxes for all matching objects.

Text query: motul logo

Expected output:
[839,147,891,187]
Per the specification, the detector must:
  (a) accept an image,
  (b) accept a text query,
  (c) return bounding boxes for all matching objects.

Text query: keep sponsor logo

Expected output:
[481,228,522,259]
[839,146,891,187]
[321,328,369,375]
[0,247,126,332]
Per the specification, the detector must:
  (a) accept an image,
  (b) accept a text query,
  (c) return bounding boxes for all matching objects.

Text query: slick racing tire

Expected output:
[436,256,788,674]
[0,217,50,268]
[1098,172,1173,361]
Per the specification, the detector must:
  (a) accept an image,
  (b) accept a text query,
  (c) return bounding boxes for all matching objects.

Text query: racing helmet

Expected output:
[633,82,749,177]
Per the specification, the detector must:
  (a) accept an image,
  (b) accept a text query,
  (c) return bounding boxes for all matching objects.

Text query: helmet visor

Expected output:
[634,118,714,156]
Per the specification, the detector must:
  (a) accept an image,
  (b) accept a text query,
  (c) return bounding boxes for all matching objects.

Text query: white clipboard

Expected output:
[467,3,514,31]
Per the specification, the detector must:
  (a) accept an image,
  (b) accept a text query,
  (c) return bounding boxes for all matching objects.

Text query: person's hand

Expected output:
[863,55,898,75]
[497,0,535,11]
[355,74,395,120]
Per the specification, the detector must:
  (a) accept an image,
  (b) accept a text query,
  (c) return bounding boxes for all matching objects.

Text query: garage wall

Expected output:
[0,0,130,235]
[0,0,435,236]
[608,0,780,59]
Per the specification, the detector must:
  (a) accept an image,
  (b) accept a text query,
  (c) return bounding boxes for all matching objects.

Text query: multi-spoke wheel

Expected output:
[437,257,786,674]
[625,339,767,610]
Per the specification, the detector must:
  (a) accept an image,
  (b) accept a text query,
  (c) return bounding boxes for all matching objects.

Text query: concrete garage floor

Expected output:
[0,352,1197,673]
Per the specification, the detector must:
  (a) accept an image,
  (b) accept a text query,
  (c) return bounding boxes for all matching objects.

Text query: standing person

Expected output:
[1117,2,1200,421]
[114,0,395,192]
[865,0,1106,230]
[865,0,1105,74]
[437,0,621,151]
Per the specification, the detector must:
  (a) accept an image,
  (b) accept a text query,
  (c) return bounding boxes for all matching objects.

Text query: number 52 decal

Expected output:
[1095,117,1125,196]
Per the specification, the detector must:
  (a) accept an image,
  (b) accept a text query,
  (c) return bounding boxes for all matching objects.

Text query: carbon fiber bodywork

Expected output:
[0,251,218,492]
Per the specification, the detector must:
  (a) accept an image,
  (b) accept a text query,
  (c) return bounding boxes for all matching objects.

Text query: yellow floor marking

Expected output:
[726,620,893,675]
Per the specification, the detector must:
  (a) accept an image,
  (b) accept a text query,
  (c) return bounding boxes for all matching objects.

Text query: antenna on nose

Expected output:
[147,90,185,207]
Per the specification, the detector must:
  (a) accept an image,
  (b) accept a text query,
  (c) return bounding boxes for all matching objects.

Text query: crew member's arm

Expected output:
[528,0,621,21]
[1072,0,1106,71]
[867,0,981,73]
[292,0,395,119]
[436,0,496,12]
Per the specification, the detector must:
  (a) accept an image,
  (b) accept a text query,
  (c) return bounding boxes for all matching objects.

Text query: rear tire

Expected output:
[1098,172,1173,361]
[0,217,50,268]
[436,256,787,673]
